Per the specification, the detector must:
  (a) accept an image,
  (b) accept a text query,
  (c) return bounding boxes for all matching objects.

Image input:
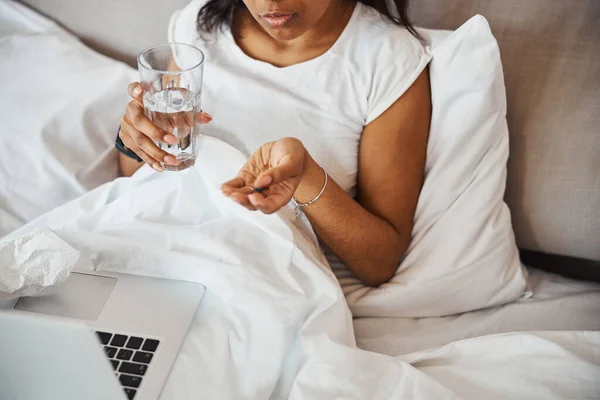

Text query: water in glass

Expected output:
[144,88,199,171]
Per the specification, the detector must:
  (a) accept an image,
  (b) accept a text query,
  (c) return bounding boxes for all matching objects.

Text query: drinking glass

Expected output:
[138,43,204,171]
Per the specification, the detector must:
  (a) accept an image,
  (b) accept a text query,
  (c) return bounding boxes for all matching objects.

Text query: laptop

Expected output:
[0,270,205,400]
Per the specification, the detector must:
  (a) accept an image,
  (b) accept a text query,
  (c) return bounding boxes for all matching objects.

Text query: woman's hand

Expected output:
[221,137,307,214]
[119,82,212,172]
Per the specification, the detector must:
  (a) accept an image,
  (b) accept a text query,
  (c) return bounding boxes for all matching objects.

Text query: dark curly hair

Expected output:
[196,0,419,38]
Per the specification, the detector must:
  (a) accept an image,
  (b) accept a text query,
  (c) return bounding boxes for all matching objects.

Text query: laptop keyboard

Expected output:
[95,331,160,400]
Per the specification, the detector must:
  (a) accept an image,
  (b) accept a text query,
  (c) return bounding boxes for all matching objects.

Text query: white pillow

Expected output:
[334,15,529,317]
[0,1,137,236]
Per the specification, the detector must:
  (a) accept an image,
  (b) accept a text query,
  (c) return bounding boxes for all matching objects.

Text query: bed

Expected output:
[355,268,600,356]
[2,0,599,399]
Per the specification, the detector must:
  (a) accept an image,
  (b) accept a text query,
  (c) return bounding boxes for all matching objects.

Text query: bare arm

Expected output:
[295,69,431,286]
[221,69,431,286]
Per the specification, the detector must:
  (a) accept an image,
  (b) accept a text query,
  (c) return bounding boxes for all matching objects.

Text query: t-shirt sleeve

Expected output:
[365,31,431,125]
[168,0,207,44]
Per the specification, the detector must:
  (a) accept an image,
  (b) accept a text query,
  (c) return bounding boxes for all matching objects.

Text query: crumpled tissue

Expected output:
[0,228,80,300]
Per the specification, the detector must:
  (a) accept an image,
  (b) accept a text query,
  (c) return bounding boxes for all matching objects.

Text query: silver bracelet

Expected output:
[292,168,328,218]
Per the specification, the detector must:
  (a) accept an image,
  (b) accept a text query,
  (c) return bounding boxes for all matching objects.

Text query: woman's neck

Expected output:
[232,1,356,68]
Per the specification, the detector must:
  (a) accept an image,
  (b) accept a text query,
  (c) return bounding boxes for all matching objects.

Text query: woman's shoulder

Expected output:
[337,3,431,124]
[339,2,427,67]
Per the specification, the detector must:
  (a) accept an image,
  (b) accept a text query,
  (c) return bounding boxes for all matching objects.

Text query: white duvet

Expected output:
[4,137,599,400]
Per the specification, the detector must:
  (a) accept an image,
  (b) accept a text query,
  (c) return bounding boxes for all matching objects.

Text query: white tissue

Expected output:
[0,228,79,300]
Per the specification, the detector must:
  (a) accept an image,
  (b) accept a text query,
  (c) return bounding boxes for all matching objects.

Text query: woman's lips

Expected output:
[262,13,295,28]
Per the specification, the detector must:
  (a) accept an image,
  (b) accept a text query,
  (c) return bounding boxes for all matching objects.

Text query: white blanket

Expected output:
[4,137,599,400]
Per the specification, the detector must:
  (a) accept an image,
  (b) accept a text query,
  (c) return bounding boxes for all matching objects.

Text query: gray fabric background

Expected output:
[18,0,600,261]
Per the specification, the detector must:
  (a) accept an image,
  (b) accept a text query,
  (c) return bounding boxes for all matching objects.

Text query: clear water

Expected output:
[143,88,199,171]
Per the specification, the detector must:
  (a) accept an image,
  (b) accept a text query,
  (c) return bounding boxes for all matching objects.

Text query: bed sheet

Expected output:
[354,267,600,355]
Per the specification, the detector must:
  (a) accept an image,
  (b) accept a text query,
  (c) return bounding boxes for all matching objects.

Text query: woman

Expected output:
[117,0,432,287]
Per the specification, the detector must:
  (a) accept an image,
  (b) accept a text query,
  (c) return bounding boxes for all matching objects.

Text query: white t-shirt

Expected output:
[169,0,431,195]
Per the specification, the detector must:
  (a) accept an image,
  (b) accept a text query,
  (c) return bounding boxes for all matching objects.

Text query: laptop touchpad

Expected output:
[14,272,117,320]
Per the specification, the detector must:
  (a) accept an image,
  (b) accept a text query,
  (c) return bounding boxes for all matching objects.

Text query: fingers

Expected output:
[120,119,160,169]
[125,101,179,145]
[225,186,257,211]
[197,111,213,124]
[120,116,178,167]
[254,153,303,188]
[120,130,162,172]
[134,147,163,172]
[221,177,246,195]
[247,192,286,215]
[222,184,288,215]
[127,82,144,108]
[230,192,257,211]
[128,82,143,100]
[221,177,261,211]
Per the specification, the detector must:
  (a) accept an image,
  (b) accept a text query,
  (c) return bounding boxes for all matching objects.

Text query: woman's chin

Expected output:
[260,23,306,42]
[267,30,304,41]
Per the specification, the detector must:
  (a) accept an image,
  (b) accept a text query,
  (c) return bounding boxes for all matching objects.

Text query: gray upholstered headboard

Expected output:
[16,0,600,279]
[17,0,188,65]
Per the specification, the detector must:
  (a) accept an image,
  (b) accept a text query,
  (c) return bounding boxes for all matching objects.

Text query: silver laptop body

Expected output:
[0,270,205,400]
